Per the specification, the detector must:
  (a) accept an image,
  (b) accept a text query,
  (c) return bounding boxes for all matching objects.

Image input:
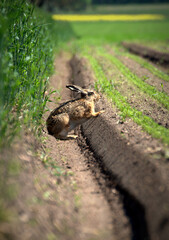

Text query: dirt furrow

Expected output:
[46,131,115,240]
[45,52,131,240]
[122,42,169,68]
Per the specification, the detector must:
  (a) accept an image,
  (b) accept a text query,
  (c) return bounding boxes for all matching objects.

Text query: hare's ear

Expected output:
[66,85,87,95]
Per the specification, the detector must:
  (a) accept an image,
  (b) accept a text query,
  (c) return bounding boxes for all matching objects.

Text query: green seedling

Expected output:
[115,46,169,82]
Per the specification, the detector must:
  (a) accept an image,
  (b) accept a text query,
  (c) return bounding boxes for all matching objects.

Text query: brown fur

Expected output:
[46,85,104,140]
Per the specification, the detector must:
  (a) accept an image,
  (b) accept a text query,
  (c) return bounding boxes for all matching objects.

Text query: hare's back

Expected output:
[49,98,90,119]
[50,99,77,116]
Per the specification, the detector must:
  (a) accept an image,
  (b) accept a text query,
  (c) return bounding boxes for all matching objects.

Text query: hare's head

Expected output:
[66,85,100,102]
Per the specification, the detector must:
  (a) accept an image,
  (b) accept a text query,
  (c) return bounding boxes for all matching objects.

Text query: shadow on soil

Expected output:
[78,128,150,240]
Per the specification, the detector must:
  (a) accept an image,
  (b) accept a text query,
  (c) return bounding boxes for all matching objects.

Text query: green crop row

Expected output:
[80,46,169,145]
[0,0,75,147]
[96,47,169,110]
[115,46,169,82]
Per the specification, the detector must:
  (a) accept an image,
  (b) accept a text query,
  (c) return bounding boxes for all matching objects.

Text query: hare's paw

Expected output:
[67,134,78,139]
[99,110,105,114]
[93,110,105,117]
[54,134,77,140]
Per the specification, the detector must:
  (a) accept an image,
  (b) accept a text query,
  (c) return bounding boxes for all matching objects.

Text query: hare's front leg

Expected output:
[92,110,105,117]
[87,104,105,118]
[90,104,105,117]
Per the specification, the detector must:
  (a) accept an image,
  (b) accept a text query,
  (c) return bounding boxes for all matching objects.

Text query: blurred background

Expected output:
[30,0,169,12]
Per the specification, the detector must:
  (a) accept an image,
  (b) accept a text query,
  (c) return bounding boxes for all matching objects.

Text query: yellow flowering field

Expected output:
[52,14,164,22]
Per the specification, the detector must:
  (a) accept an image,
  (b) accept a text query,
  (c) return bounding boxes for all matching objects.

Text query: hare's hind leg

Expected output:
[58,129,78,140]
[53,113,77,140]
[59,124,78,140]
[52,113,69,140]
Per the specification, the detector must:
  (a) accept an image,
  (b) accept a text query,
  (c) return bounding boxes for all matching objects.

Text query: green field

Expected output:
[68,3,169,44]
[71,20,169,43]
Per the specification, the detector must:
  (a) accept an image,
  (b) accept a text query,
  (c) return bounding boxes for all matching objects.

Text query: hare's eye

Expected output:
[88,92,94,96]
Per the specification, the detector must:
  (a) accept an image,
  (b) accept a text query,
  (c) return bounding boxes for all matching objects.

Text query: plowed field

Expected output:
[2,39,169,240]
[43,42,169,240]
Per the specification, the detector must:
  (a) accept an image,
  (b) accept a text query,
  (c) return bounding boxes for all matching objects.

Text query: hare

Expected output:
[46,84,104,140]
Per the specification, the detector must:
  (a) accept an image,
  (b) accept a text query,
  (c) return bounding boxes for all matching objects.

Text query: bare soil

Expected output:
[122,42,169,68]
[43,52,131,240]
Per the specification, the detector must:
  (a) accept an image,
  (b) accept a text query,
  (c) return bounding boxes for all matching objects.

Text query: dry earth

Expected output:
[122,42,169,68]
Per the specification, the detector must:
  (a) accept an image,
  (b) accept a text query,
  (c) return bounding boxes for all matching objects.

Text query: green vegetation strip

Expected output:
[96,47,169,110]
[0,0,75,226]
[115,47,169,82]
[81,49,169,145]
[0,0,75,146]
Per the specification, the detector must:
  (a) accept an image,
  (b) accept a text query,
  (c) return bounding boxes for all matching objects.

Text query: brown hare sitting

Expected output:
[46,85,104,140]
